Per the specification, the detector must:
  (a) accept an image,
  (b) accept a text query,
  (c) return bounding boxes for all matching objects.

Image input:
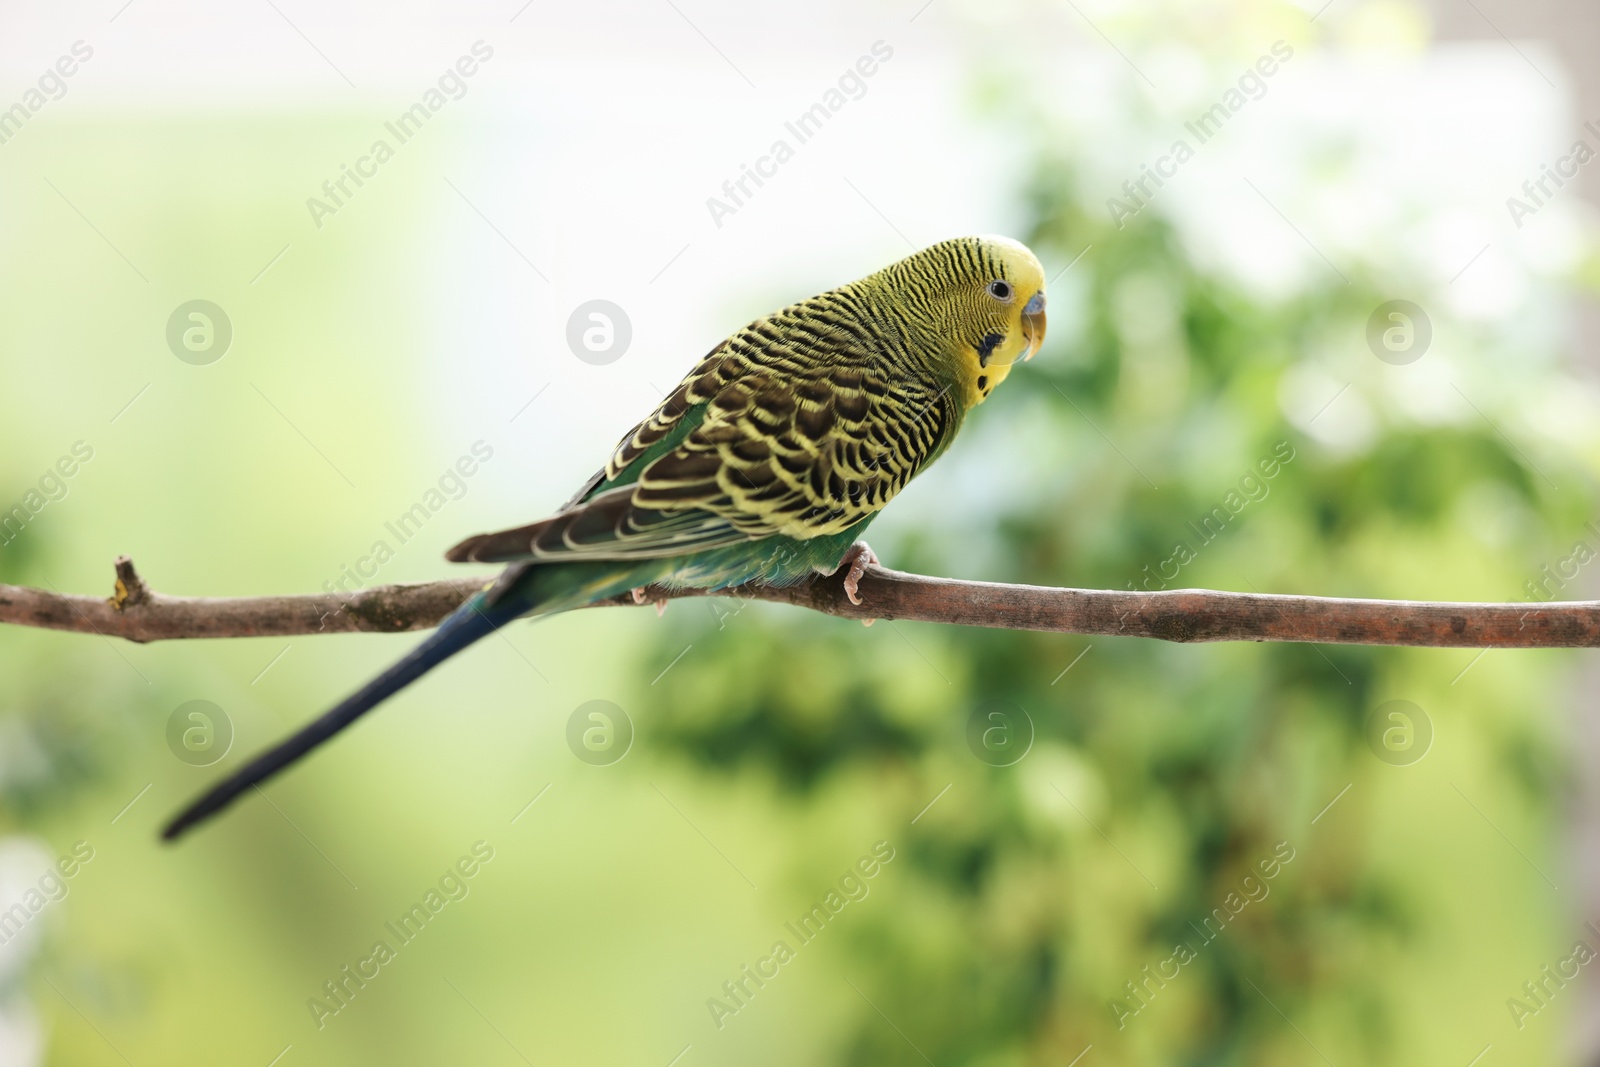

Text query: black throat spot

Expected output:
[976,331,1004,368]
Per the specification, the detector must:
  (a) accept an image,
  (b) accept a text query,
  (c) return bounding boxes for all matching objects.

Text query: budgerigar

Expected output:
[164,235,1047,840]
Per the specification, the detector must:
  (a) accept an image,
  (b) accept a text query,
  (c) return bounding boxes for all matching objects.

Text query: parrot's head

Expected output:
[883,235,1047,406]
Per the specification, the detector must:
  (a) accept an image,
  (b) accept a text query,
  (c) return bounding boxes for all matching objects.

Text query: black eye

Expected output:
[987,279,1012,301]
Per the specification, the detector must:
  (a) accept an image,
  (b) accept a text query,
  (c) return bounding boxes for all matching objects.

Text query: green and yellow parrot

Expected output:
[163,235,1047,840]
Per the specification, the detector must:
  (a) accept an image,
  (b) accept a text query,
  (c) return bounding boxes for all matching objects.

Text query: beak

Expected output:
[1020,290,1047,361]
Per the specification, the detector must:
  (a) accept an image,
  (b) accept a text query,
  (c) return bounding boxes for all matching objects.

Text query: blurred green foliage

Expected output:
[642,126,1589,1067]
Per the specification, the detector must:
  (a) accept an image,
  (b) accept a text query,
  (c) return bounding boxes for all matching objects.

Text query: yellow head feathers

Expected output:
[864,235,1048,406]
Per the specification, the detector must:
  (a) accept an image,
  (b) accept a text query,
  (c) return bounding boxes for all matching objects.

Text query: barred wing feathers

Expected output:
[446,301,957,565]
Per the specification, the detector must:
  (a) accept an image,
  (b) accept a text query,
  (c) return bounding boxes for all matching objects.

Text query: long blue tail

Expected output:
[161,588,524,840]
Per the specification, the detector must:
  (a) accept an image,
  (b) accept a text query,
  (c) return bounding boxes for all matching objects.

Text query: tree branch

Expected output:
[0,555,1592,648]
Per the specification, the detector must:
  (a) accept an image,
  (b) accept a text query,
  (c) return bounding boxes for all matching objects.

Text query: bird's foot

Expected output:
[631,587,669,616]
[835,541,879,607]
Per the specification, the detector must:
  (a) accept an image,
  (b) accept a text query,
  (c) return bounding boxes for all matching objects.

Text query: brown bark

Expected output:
[0,555,1590,648]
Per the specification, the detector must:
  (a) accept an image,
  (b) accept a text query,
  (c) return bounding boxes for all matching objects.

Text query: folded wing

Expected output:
[447,303,956,566]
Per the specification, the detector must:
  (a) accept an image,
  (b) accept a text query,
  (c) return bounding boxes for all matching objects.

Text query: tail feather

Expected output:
[161,590,521,841]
